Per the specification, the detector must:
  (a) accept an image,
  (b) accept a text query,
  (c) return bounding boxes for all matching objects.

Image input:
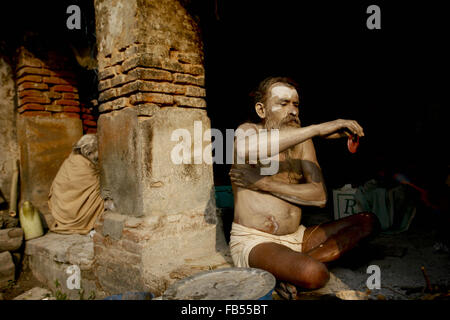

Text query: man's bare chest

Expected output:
[268,152,304,184]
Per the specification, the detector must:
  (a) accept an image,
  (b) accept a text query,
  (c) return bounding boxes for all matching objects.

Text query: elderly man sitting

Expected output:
[48,134,104,235]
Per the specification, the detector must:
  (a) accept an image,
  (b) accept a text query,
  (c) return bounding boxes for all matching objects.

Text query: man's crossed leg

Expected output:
[248,212,380,298]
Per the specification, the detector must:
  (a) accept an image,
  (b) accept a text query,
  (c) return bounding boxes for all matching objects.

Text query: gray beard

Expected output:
[263,117,301,130]
[262,117,299,181]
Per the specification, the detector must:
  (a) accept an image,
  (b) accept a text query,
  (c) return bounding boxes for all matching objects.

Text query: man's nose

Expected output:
[289,105,298,116]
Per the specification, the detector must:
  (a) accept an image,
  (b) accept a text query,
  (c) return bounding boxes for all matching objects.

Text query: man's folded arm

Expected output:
[259,138,327,207]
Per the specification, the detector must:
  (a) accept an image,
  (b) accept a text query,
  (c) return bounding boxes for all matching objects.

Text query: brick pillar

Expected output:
[93,0,231,295]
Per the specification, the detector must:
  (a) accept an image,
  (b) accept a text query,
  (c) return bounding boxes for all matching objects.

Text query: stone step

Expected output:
[24,231,97,299]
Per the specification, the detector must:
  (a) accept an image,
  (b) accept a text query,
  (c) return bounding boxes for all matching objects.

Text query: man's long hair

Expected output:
[252,76,300,106]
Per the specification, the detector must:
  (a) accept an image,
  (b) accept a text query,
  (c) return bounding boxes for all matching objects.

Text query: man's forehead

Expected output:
[269,83,298,100]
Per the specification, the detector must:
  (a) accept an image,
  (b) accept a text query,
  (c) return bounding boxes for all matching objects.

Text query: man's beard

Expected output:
[263,114,301,130]
[262,114,300,182]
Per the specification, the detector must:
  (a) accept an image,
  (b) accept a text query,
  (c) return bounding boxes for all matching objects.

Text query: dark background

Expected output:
[196,1,448,195]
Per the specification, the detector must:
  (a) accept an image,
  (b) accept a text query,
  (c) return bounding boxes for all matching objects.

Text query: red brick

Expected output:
[83,120,97,127]
[86,128,97,134]
[43,77,74,85]
[17,75,42,84]
[18,90,44,98]
[82,114,95,120]
[47,91,62,99]
[98,67,115,80]
[173,73,205,87]
[173,96,206,108]
[17,104,46,113]
[52,112,80,119]
[20,111,51,117]
[185,85,206,97]
[62,92,79,100]
[128,68,173,82]
[81,107,92,114]
[16,67,52,78]
[18,82,49,91]
[19,96,51,106]
[50,70,77,79]
[182,64,205,76]
[51,85,78,92]
[63,106,81,113]
[129,92,173,105]
[45,105,63,112]
[54,99,80,106]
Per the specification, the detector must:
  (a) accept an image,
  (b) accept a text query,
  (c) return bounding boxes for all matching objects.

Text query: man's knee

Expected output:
[294,260,330,290]
[355,212,379,235]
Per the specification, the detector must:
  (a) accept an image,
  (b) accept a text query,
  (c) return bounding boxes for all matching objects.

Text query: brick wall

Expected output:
[15,46,98,133]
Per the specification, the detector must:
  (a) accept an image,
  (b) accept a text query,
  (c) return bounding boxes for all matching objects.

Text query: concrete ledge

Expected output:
[24,232,101,299]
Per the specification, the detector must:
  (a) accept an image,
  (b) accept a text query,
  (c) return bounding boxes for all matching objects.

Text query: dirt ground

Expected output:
[0,260,49,300]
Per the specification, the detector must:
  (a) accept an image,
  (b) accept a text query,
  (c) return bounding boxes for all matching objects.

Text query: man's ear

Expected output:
[255,102,266,119]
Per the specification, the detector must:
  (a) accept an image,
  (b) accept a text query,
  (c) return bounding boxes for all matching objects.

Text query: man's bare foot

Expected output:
[275,281,298,300]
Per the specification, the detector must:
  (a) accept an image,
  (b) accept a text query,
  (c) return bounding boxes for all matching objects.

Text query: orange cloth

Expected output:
[48,153,104,234]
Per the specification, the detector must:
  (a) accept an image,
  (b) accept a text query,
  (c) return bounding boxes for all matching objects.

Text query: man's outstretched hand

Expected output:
[318,119,364,139]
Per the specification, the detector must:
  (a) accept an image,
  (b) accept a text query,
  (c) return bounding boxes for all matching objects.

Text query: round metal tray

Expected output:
[163,267,276,300]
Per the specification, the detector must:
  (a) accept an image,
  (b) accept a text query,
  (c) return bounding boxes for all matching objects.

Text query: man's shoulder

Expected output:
[235,122,262,131]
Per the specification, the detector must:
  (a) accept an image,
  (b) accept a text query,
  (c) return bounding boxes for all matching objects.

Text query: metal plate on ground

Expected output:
[163,267,276,300]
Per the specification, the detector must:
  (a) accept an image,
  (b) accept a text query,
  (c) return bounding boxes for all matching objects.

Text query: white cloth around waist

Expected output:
[229,222,306,268]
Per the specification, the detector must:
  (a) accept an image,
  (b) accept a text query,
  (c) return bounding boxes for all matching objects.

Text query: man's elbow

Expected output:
[315,184,327,208]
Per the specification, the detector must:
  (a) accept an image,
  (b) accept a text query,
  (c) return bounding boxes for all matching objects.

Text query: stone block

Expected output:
[17,117,83,216]
[0,251,15,289]
[0,228,23,252]
[129,92,173,105]
[24,232,97,299]
[13,287,52,300]
[173,95,206,108]
[98,107,215,216]
[102,212,126,240]
[173,73,205,87]
[128,68,172,82]
[98,108,141,216]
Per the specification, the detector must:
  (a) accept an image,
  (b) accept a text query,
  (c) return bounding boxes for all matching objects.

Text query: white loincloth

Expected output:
[229,222,306,268]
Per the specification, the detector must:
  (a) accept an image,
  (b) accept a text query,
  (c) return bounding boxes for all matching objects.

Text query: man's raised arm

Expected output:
[235,119,364,162]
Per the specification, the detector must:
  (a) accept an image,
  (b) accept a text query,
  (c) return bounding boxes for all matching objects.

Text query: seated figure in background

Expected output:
[48,134,104,235]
